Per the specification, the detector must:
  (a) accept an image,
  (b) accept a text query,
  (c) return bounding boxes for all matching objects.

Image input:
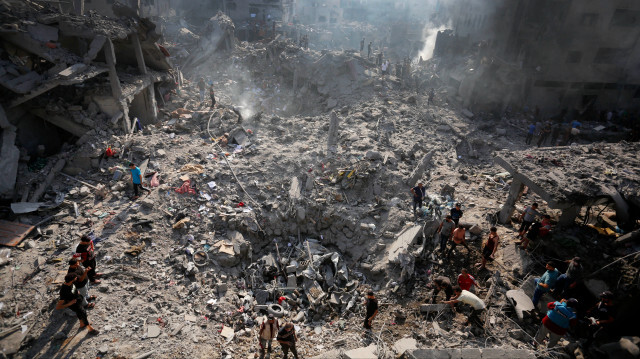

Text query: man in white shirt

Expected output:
[443,286,486,326]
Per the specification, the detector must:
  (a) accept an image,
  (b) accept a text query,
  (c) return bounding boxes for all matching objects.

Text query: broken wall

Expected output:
[0,105,19,198]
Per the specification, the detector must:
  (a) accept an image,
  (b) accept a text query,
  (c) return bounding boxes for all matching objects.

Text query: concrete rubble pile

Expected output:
[0,4,639,359]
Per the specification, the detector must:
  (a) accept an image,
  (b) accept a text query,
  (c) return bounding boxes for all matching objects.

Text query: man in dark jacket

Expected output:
[56,273,99,335]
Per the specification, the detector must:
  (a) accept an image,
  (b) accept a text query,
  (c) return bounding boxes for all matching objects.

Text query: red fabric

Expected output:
[539,219,552,236]
[105,147,114,157]
[278,296,286,304]
[457,274,476,291]
[174,180,195,194]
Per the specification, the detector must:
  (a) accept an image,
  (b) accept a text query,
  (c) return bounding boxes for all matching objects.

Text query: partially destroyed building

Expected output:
[0,1,174,198]
[444,0,640,113]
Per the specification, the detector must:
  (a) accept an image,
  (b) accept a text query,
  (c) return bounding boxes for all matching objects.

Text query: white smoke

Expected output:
[416,22,450,61]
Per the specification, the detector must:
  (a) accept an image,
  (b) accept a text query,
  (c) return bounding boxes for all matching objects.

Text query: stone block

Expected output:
[420,303,449,313]
[393,337,417,355]
[343,344,377,359]
[388,225,422,264]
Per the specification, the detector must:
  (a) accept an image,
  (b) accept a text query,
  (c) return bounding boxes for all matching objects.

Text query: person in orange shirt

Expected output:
[447,225,470,258]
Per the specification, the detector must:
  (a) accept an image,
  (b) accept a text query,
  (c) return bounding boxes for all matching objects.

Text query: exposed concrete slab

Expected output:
[406,149,435,186]
[343,344,377,359]
[393,337,417,355]
[500,242,533,274]
[388,225,422,264]
[506,289,535,321]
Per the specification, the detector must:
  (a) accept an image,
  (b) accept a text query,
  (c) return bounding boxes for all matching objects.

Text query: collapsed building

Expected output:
[0,1,175,199]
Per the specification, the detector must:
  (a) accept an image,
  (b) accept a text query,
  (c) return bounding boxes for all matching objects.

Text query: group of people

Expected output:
[55,235,103,336]
[525,118,582,147]
[197,77,217,109]
[257,314,300,359]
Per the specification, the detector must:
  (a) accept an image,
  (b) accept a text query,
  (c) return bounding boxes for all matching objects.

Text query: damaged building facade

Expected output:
[440,0,640,114]
[0,1,174,199]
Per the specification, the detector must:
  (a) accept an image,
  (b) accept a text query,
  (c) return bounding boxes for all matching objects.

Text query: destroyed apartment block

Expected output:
[0,2,175,199]
[495,142,640,229]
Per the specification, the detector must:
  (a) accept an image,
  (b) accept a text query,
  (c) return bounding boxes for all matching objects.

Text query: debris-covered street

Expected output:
[1,1,639,358]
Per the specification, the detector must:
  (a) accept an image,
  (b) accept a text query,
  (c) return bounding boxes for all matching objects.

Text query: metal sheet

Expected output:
[0,220,35,247]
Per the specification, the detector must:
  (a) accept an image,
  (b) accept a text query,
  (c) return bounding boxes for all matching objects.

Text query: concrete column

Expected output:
[558,206,579,227]
[145,83,158,123]
[499,178,525,224]
[131,33,147,74]
[73,0,84,16]
[327,111,339,155]
[104,38,122,100]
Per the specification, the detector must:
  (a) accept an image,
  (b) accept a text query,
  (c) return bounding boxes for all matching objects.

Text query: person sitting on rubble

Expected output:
[476,227,499,270]
[258,314,279,359]
[277,323,299,359]
[67,258,96,309]
[457,268,479,292]
[554,257,583,298]
[75,234,102,284]
[129,162,151,200]
[447,225,471,258]
[209,85,216,109]
[532,261,560,306]
[443,286,486,326]
[534,298,578,348]
[410,183,426,215]
[437,215,455,253]
[56,273,99,335]
[431,276,454,302]
[197,77,206,103]
[584,291,616,346]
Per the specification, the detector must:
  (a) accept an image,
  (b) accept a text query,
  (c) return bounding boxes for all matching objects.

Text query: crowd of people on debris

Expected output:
[408,181,618,351]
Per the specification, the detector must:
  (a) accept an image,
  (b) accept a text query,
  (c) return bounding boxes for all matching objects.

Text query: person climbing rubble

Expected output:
[258,314,279,359]
[67,258,96,309]
[277,323,299,359]
[75,234,102,284]
[457,268,479,292]
[197,77,206,103]
[517,202,540,244]
[447,225,470,258]
[532,261,560,306]
[554,257,583,298]
[431,276,454,302]
[443,286,486,326]
[363,291,378,330]
[410,183,426,214]
[476,227,499,270]
[129,162,150,200]
[56,273,99,336]
[437,215,455,253]
[534,298,578,348]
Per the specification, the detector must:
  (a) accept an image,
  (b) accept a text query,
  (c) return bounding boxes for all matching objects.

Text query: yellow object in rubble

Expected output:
[587,224,617,236]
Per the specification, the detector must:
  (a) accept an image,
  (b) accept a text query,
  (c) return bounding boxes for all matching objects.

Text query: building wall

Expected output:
[450,0,640,112]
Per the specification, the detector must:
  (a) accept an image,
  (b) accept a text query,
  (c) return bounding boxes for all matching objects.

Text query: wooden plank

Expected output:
[0,220,35,247]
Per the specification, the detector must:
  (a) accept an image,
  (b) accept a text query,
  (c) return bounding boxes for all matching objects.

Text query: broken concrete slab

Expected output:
[506,289,535,321]
[343,344,377,359]
[146,324,161,338]
[393,337,417,355]
[388,225,422,264]
[420,303,449,313]
[406,149,435,186]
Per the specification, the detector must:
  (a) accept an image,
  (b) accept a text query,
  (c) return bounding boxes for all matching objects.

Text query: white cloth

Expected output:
[457,290,485,310]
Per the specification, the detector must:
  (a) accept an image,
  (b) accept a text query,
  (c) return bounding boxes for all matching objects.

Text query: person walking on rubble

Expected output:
[363,291,378,330]
[277,323,299,359]
[258,314,279,359]
[437,215,455,253]
[410,183,426,214]
[534,298,578,348]
[525,122,536,145]
[197,77,206,103]
[517,202,540,241]
[56,273,99,335]
[443,286,486,326]
[476,227,499,270]
[209,85,216,109]
[75,234,102,284]
[367,41,372,59]
[67,258,96,309]
[129,162,150,200]
[450,203,463,226]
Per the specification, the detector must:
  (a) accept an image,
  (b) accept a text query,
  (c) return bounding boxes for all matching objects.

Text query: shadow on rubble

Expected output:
[22,308,84,359]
